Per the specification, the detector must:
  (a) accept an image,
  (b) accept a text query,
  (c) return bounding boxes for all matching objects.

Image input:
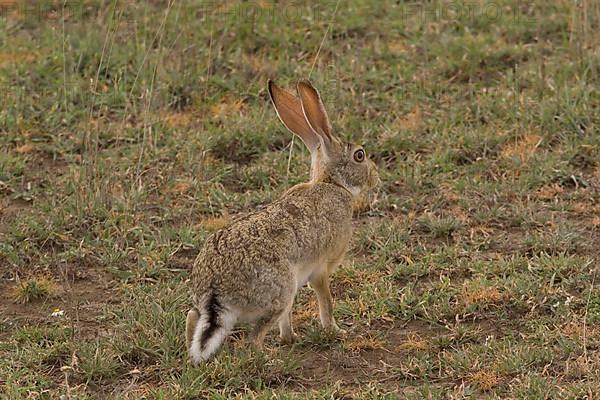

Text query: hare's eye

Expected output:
[353,148,365,162]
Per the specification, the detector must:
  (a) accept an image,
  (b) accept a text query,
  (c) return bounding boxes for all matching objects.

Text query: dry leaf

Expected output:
[15,144,36,154]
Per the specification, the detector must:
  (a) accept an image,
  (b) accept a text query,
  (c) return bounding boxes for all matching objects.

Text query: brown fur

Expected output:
[186,80,378,363]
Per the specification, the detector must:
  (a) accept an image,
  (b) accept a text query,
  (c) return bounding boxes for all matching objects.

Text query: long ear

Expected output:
[268,80,321,152]
[297,80,333,141]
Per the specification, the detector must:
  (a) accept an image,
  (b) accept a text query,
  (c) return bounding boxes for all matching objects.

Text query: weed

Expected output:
[12,277,57,304]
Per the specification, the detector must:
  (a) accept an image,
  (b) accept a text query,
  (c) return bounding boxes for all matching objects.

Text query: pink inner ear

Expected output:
[268,81,321,152]
[297,81,333,141]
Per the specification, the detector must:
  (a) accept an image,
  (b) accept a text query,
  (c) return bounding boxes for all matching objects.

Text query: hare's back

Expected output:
[190,218,295,302]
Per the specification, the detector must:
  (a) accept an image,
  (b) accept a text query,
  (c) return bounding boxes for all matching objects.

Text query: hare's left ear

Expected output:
[268,80,322,153]
[297,80,333,142]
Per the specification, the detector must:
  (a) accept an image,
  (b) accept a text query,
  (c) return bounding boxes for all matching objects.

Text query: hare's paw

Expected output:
[332,324,347,336]
[280,331,298,345]
[324,322,347,336]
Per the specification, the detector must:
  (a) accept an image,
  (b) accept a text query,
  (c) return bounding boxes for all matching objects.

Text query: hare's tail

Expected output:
[187,293,235,364]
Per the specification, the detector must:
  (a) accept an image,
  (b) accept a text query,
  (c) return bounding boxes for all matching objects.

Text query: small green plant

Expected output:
[12,277,56,304]
[417,214,463,239]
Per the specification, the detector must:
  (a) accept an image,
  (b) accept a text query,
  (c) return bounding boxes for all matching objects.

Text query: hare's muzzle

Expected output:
[367,161,380,190]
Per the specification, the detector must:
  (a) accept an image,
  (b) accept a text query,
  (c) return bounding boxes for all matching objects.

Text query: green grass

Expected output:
[1,0,599,398]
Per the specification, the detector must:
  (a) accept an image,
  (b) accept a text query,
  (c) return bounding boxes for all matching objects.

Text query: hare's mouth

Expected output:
[353,187,380,214]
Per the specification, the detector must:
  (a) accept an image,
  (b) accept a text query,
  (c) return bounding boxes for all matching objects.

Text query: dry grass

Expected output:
[11,277,58,304]
[500,133,542,162]
[469,369,501,391]
[345,336,386,351]
[398,334,429,352]
[460,286,507,307]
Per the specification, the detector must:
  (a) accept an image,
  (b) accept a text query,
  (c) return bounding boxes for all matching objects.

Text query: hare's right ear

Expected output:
[296,80,333,142]
[268,80,321,152]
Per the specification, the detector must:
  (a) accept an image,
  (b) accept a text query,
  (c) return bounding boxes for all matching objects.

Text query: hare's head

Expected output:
[268,80,379,197]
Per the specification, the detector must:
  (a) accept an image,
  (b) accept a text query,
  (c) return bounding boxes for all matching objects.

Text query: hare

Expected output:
[186,80,379,364]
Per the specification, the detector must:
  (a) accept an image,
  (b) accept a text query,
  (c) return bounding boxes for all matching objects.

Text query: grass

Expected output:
[0,0,599,398]
[11,277,57,304]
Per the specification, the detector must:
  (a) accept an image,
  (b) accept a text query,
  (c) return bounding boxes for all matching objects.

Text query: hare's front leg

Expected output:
[310,272,346,334]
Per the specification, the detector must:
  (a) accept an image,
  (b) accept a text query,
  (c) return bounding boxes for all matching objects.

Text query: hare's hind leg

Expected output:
[249,261,296,348]
[250,313,281,348]
[251,289,296,348]
[186,308,200,352]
